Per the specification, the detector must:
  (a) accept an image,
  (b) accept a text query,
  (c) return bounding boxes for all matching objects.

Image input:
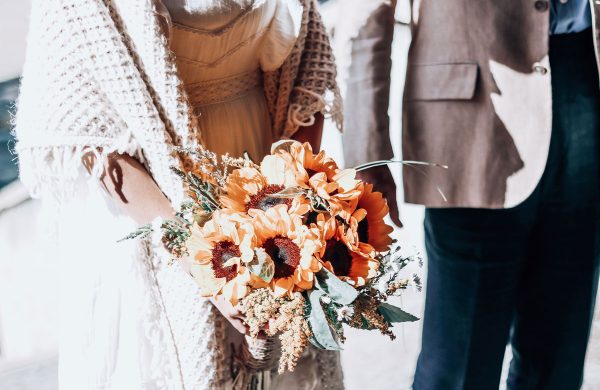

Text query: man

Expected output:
[339,0,600,389]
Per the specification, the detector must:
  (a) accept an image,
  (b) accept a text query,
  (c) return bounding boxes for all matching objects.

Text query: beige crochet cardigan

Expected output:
[14,0,343,389]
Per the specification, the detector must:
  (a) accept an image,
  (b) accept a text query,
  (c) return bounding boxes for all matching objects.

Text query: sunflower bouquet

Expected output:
[126,141,420,374]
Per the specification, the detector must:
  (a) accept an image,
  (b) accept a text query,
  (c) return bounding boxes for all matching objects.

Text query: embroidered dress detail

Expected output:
[173,26,269,68]
[186,70,262,107]
[170,1,256,36]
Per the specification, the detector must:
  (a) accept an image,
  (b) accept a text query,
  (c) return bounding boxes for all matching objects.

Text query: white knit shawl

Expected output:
[15,0,200,207]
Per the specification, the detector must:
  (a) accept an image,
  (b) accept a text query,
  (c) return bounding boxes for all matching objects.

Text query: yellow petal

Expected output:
[273,277,294,297]
[190,263,227,296]
[333,169,358,191]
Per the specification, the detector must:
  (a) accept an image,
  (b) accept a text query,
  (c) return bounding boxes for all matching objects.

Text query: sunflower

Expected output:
[219,166,310,216]
[252,205,323,297]
[271,142,362,214]
[315,214,379,287]
[183,212,256,305]
[287,142,339,181]
[348,183,394,253]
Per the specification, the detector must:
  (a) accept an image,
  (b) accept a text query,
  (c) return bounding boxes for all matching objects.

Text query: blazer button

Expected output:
[532,62,548,75]
[534,0,549,11]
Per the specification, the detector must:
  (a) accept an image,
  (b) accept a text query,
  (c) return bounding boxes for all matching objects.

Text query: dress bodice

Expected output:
[164,0,302,83]
[160,0,302,159]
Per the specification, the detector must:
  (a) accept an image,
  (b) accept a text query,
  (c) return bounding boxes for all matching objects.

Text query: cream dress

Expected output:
[164,0,301,161]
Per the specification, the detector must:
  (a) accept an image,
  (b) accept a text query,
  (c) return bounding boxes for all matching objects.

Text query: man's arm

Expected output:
[327,0,400,225]
[341,0,396,168]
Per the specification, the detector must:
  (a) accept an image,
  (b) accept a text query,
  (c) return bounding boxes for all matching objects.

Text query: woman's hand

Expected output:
[210,296,249,335]
[291,112,324,151]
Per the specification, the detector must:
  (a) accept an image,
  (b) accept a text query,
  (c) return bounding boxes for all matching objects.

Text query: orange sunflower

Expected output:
[183,212,257,305]
[271,142,362,214]
[219,166,310,216]
[348,183,394,253]
[252,204,323,297]
[315,214,379,287]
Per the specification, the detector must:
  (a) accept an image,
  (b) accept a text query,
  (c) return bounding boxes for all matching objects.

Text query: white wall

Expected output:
[0,1,31,81]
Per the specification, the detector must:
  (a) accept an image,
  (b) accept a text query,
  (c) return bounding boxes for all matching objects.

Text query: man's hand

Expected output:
[356,165,402,228]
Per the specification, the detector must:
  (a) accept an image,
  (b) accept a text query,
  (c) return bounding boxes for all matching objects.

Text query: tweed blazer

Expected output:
[338,0,600,208]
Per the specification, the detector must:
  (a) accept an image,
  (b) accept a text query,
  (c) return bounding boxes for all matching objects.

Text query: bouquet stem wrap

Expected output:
[233,337,277,390]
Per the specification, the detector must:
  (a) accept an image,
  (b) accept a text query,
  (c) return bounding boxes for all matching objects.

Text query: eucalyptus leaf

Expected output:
[306,290,343,350]
[378,302,419,324]
[315,268,359,305]
[308,335,326,349]
[247,248,275,283]
[192,211,212,227]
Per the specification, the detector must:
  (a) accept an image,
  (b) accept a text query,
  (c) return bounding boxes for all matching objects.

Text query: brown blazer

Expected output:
[338,0,600,208]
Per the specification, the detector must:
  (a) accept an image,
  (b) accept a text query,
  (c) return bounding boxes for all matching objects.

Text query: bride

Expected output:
[14,0,343,388]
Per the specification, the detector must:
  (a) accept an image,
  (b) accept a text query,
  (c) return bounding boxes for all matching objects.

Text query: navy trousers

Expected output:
[413,29,600,390]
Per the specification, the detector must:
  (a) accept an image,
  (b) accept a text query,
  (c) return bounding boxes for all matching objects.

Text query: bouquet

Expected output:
[126,141,421,375]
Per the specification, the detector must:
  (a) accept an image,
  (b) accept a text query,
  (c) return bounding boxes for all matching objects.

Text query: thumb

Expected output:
[388,197,402,228]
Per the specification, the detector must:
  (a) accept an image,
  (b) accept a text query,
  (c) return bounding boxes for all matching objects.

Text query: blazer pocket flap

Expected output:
[405,63,478,101]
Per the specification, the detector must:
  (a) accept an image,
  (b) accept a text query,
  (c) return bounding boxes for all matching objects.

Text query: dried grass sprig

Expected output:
[348,288,395,340]
[175,146,258,187]
[240,289,312,373]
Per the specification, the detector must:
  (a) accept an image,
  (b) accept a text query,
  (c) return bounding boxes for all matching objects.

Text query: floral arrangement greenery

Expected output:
[125,141,421,374]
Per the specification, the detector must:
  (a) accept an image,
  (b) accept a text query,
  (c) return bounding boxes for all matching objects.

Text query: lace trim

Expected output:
[185,69,262,108]
[170,0,256,37]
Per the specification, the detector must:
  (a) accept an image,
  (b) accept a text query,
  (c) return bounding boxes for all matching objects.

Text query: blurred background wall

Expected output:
[0,3,60,389]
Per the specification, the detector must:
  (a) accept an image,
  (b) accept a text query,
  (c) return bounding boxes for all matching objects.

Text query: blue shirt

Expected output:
[550,0,592,35]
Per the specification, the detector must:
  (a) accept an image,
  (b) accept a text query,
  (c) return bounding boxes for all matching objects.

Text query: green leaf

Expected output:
[117,224,153,242]
[306,290,342,350]
[308,335,326,349]
[378,303,419,324]
[315,268,359,305]
[247,248,275,283]
[192,211,212,227]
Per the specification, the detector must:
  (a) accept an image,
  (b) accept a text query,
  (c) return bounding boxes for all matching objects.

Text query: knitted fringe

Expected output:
[16,136,143,204]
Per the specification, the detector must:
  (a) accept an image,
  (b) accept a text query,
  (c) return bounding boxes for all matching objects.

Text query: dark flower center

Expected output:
[263,236,301,278]
[246,185,291,212]
[357,218,369,243]
[323,240,352,277]
[211,241,240,281]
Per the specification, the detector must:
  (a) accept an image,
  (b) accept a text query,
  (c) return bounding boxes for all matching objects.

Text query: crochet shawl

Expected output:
[14,0,341,207]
